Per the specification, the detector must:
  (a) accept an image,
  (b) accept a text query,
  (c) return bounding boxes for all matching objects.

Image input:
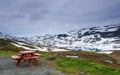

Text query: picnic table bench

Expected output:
[11,51,41,66]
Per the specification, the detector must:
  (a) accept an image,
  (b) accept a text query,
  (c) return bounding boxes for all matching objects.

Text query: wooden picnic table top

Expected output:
[20,51,35,54]
[12,50,41,66]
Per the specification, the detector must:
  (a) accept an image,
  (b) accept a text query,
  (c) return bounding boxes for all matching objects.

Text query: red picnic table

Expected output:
[11,51,41,66]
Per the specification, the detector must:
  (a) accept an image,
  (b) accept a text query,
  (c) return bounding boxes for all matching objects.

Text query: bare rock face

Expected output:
[103,60,114,64]
[79,72,88,75]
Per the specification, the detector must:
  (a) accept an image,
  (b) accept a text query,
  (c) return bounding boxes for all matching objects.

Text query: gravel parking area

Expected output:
[0,56,65,75]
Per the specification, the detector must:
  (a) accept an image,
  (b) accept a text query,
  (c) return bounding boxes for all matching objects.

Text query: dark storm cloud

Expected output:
[51,0,120,23]
[20,0,48,14]
[82,3,120,23]
[0,0,120,36]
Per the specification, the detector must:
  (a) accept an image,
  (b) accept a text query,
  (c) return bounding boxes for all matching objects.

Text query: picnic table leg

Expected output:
[34,59,38,62]
[29,59,32,66]
[16,60,21,66]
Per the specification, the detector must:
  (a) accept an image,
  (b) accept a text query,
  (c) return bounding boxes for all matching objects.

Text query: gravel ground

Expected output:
[0,56,65,75]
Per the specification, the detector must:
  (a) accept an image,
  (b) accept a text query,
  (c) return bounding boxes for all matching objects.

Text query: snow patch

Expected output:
[97,51,113,54]
[51,48,68,52]
[11,43,36,50]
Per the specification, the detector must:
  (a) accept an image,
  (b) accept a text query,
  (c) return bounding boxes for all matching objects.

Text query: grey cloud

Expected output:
[30,13,44,21]
[20,1,46,13]
[0,0,120,36]
[0,0,11,7]
[19,0,50,21]
[50,0,120,24]
[0,14,25,23]
[81,3,120,23]
[10,14,25,19]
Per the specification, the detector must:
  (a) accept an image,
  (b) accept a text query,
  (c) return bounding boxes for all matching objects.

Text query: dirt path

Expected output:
[0,56,65,75]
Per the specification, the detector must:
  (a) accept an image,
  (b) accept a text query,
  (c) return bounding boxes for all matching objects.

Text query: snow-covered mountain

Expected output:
[0,32,12,40]
[0,24,120,52]
[0,32,69,52]
[12,24,120,52]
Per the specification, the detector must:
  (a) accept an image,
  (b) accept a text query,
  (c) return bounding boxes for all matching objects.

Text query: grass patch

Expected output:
[54,57,120,75]
[0,39,11,46]
[0,50,17,56]
[2,44,23,52]
[0,39,24,52]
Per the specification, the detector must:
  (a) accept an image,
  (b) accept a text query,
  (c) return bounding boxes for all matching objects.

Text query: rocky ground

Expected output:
[0,56,65,75]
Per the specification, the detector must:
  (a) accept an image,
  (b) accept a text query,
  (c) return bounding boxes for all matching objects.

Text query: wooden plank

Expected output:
[11,55,20,60]
[23,56,39,60]
[20,51,35,54]
[34,53,42,56]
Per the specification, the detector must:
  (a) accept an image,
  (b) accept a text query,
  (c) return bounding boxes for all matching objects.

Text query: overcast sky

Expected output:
[0,0,120,37]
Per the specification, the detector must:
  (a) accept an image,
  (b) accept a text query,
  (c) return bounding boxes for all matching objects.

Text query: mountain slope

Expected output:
[0,39,24,52]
